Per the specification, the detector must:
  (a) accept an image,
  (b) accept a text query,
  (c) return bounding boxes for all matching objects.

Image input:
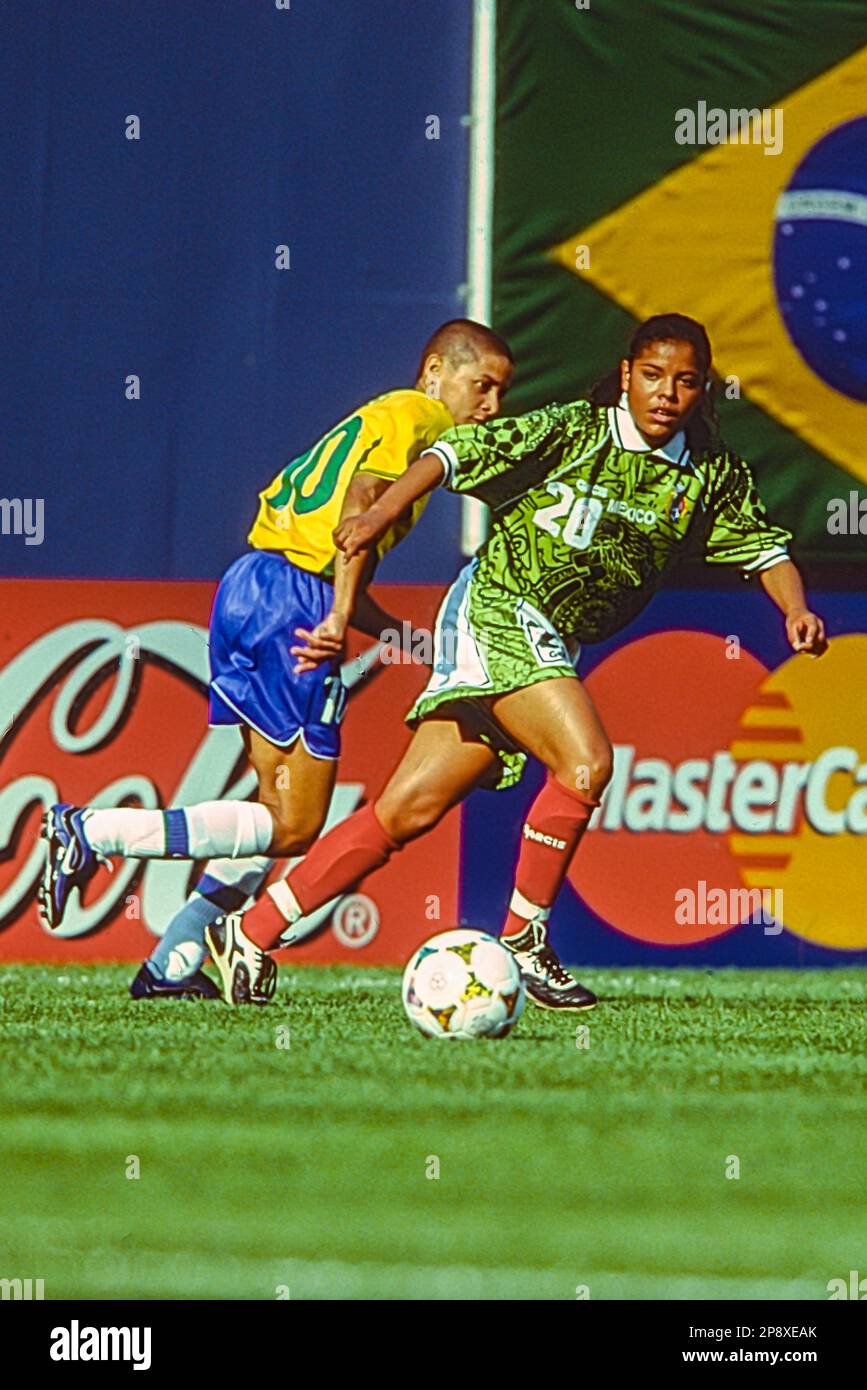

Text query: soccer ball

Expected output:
[401,929,525,1040]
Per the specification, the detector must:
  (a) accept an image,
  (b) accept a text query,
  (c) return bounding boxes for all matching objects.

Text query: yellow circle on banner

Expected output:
[728,635,867,949]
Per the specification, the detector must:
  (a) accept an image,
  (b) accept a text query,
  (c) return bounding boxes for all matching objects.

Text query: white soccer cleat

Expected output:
[205,913,277,1006]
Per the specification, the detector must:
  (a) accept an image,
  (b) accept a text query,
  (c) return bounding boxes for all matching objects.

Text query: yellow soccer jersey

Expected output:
[248,389,453,573]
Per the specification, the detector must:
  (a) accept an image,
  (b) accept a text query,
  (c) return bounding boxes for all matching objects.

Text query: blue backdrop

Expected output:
[0,0,471,582]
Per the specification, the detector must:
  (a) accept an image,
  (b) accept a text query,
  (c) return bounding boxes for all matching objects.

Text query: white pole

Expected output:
[461,0,497,556]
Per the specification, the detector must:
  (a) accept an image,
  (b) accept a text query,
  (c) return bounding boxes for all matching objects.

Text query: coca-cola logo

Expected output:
[0,579,462,964]
[0,617,258,936]
[0,608,366,940]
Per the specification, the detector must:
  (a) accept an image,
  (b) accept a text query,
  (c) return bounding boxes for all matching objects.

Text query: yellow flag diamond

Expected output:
[550,46,867,484]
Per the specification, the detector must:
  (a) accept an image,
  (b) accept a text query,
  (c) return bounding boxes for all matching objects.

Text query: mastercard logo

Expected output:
[572,631,867,949]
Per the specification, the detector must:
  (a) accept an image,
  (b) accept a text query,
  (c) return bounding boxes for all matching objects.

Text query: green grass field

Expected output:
[0,963,865,1300]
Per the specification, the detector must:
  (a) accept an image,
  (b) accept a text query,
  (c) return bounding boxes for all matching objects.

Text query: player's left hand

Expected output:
[785,608,828,657]
[291,612,348,673]
[334,510,386,560]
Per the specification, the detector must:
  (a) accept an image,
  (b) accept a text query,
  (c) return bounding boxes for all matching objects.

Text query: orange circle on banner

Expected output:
[572,631,867,950]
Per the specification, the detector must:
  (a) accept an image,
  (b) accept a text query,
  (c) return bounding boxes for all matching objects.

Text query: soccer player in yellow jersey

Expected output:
[39,321,514,1002]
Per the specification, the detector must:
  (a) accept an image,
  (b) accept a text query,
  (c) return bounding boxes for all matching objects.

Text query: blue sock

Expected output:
[148,894,221,980]
[148,857,273,980]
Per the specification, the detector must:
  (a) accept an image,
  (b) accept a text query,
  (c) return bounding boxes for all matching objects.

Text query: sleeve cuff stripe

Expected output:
[427,442,458,486]
[743,548,790,573]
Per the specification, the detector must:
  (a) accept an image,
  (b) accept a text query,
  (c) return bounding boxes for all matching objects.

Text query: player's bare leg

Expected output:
[489,677,612,1009]
[206,728,337,1004]
[242,726,337,856]
[491,677,612,800]
[231,679,610,1009]
[373,719,498,841]
[39,717,338,929]
[235,719,497,960]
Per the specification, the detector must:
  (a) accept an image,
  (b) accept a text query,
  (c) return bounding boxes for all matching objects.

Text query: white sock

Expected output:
[82,801,274,860]
[268,879,304,930]
[201,855,274,900]
[82,808,166,857]
[184,802,273,858]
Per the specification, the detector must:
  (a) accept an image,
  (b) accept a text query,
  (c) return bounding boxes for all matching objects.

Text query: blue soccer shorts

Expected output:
[207,550,347,757]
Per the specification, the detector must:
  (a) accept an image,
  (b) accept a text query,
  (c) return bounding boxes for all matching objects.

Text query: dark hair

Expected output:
[589,313,719,452]
[416,319,514,379]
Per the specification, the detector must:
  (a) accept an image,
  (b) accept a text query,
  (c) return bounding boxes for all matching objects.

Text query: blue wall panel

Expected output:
[0,0,471,582]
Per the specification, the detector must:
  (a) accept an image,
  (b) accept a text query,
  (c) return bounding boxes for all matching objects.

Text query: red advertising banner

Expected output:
[575,628,867,952]
[0,581,458,964]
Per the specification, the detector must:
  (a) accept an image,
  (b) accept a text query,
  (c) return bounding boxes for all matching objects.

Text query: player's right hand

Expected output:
[333,510,386,560]
[291,611,347,673]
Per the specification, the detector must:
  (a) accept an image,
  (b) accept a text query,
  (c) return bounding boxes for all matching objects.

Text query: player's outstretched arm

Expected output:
[291,473,388,672]
[760,559,828,656]
[334,451,446,560]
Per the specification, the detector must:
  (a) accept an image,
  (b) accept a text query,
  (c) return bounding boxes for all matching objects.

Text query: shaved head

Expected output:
[415,318,514,425]
[416,319,513,379]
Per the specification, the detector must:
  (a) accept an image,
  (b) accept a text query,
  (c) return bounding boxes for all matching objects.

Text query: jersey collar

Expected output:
[609,392,691,467]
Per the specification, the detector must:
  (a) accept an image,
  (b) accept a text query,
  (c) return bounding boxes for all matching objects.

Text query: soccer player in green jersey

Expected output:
[209,314,827,1010]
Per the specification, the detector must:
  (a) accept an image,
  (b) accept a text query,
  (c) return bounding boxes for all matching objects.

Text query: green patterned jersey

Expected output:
[427,399,792,643]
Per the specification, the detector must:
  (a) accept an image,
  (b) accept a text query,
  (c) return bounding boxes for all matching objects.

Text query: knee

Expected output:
[588,742,614,797]
[554,741,614,800]
[377,783,447,843]
[269,826,317,857]
[264,805,324,858]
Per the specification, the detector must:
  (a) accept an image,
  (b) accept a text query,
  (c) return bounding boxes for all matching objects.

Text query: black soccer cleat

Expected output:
[502,921,597,1011]
[130,962,222,1001]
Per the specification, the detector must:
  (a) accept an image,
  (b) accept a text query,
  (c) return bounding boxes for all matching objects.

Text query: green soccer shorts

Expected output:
[407,558,580,790]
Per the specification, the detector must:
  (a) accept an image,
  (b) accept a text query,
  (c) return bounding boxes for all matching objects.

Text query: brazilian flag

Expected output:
[492,0,867,565]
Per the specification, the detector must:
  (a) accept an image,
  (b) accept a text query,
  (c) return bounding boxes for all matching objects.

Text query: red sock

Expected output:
[243,801,401,950]
[501,776,599,939]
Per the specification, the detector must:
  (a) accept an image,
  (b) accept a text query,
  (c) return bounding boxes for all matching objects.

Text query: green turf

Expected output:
[0,963,865,1300]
